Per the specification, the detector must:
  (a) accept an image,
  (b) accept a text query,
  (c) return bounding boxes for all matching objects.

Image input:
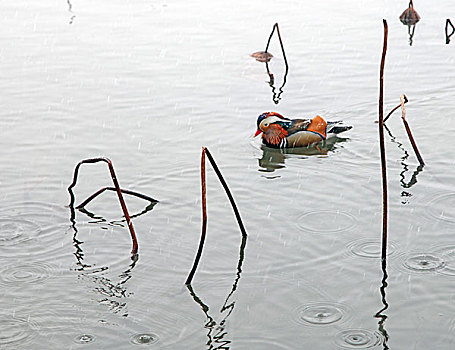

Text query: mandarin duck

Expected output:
[254,112,352,148]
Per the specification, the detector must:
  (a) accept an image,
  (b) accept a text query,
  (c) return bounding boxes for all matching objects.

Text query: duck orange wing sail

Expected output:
[306,115,327,139]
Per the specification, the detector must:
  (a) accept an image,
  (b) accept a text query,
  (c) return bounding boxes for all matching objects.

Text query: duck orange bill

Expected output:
[254,129,262,137]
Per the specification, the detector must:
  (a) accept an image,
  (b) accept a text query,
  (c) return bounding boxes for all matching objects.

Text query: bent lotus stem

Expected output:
[400,95,425,166]
[68,157,139,256]
[383,95,408,123]
[265,23,288,64]
[185,147,247,285]
[76,187,158,209]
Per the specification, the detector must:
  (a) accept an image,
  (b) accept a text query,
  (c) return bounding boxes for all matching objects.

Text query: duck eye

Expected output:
[264,123,269,127]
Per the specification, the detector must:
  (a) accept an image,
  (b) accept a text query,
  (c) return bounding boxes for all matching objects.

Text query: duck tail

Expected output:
[327,122,352,135]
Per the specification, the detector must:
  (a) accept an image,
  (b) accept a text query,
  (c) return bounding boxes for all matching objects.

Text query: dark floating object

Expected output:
[250,51,273,62]
[68,157,158,256]
[399,1,420,46]
[399,0,420,25]
[185,147,247,285]
[446,19,455,44]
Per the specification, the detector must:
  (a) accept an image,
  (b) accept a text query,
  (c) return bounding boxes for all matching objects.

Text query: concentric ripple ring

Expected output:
[297,210,357,234]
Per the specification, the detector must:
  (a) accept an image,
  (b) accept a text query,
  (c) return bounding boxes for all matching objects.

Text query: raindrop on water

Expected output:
[334,329,382,348]
[404,254,445,272]
[130,333,159,345]
[73,334,96,344]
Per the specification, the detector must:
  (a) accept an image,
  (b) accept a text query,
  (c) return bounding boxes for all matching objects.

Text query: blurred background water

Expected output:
[0,0,454,348]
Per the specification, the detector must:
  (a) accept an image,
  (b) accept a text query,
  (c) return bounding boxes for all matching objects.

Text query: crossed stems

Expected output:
[68,157,158,256]
[185,147,247,285]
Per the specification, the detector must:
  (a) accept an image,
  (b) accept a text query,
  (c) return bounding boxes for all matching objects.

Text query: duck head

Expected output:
[254,112,285,137]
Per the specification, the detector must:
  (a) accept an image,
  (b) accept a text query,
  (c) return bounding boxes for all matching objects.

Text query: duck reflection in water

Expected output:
[258,135,350,173]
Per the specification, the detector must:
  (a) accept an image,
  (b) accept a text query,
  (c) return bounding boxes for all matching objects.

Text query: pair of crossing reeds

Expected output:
[68,150,247,285]
[378,19,425,263]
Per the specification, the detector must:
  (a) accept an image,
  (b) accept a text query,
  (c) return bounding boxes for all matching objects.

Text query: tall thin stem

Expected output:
[379,20,388,262]
[185,149,208,285]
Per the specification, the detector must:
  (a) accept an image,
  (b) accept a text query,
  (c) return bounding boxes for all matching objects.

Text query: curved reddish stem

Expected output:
[68,157,138,255]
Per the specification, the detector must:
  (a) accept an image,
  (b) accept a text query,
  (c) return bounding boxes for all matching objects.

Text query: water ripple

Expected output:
[0,217,41,245]
[426,193,455,223]
[433,244,455,276]
[73,334,96,344]
[130,333,159,345]
[27,305,161,348]
[0,262,55,286]
[334,329,383,348]
[293,302,352,326]
[403,253,445,273]
[0,315,39,347]
[0,202,71,261]
[296,210,357,234]
[228,336,293,350]
[347,239,398,259]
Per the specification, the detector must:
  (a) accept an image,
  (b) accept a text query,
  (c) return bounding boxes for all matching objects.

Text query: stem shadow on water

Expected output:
[264,23,289,105]
[384,125,424,204]
[69,201,141,316]
[187,236,247,349]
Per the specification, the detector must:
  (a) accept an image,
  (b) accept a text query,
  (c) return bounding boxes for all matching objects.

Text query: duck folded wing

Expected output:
[286,119,312,135]
[287,116,327,139]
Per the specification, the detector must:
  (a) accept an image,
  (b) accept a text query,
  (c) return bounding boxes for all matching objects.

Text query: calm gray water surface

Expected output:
[1,0,454,349]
